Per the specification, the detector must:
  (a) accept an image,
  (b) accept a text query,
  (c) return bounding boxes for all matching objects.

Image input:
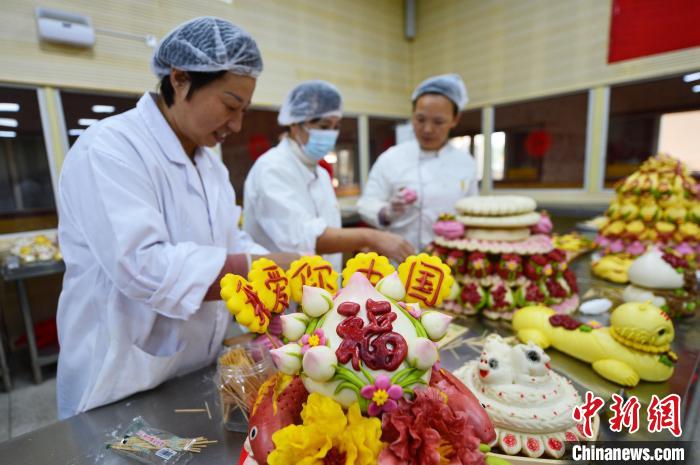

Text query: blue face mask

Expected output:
[303,128,339,162]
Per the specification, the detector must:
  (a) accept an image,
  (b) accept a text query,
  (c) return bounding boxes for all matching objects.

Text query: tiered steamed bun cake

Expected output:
[225,253,499,465]
[455,335,599,460]
[429,195,578,320]
[593,154,699,283]
[623,248,698,319]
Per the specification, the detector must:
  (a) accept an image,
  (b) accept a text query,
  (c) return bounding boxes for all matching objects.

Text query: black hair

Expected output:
[412,92,459,117]
[159,70,228,107]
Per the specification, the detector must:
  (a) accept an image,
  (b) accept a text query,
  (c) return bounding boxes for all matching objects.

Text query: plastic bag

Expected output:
[216,341,275,432]
[106,416,211,464]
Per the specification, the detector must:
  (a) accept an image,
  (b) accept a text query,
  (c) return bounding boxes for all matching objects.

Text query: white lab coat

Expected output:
[243,137,342,271]
[56,93,267,419]
[358,140,478,250]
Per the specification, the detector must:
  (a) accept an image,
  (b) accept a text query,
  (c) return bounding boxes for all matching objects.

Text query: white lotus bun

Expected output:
[622,285,667,308]
[457,211,541,228]
[455,195,537,216]
[464,227,530,242]
[628,248,683,289]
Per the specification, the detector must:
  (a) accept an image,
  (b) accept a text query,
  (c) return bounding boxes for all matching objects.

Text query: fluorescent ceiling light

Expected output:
[78,118,99,126]
[0,103,19,112]
[683,72,700,83]
[692,84,700,93]
[68,128,85,136]
[0,130,17,138]
[0,118,18,127]
[92,105,115,113]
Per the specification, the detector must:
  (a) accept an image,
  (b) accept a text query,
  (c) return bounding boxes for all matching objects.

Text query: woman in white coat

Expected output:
[357,74,479,251]
[244,81,414,271]
[56,17,294,418]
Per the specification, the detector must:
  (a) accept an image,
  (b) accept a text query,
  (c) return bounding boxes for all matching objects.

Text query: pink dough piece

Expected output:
[400,187,418,204]
[433,220,465,240]
[531,212,553,235]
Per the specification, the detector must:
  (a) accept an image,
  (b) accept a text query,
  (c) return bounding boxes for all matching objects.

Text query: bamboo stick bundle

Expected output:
[217,345,273,423]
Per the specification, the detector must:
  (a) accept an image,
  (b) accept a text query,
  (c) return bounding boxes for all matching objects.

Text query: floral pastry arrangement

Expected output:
[6,234,62,264]
[593,154,699,283]
[454,334,599,460]
[222,252,511,465]
[513,302,676,387]
[427,196,579,320]
[623,248,698,318]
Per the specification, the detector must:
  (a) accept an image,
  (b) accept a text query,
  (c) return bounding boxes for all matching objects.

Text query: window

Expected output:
[60,90,138,147]
[493,92,588,189]
[221,108,279,201]
[606,73,700,187]
[448,109,484,181]
[369,116,405,166]
[0,86,56,234]
[332,116,360,197]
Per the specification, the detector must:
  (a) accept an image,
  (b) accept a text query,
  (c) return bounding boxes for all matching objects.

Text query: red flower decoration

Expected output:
[467,252,492,279]
[379,388,486,465]
[563,269,578,294]
[496,254,522,281]
[524,254,552,281]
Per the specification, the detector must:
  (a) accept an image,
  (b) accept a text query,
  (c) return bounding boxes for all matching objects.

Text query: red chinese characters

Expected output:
[609,393,641,434]
[261,265,289,313]
[236,279,271,327]
[287,256,338,302]
[572,391,605,438]
[647,394,682,437]
[574,391,683,438]
[404,262,446,307]
[335,299,407,371]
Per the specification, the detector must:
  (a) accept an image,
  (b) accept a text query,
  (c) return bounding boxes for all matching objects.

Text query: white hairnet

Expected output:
[151,17,263,78]
[278,80,343,125]
[411,74,468,110]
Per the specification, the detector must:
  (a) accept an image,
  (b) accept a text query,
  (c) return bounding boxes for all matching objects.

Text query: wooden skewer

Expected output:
[174,408,207,413]
[205,401,212,420]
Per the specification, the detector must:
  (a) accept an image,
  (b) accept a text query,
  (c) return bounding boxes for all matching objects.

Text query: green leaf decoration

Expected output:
[659,354,674,367]
[359,364,375,385]
[321,293,334,308]
[334,365,366,388]
[304,317,319,335]
[390,366,416,384]
[334,381,359,395]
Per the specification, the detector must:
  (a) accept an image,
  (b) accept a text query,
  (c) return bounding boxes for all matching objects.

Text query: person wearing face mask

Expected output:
[55,17,297,418]
[244,81,414,271]
[357,74,479,251]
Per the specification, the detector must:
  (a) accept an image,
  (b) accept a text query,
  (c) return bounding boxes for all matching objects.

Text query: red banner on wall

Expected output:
[608,0,700,63]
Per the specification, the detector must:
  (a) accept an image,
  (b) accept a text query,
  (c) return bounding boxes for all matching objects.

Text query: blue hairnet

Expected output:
[278,80,343,125]
[411,74,468,110]
[151,17,262,78]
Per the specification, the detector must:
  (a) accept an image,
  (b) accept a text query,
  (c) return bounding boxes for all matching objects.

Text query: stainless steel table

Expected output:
[0,255,697,464]
[0,366,243,465]
[1,260,65,384]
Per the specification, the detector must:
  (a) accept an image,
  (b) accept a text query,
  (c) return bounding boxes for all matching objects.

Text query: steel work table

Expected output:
[0,256,698,464]
[1,260,65,385]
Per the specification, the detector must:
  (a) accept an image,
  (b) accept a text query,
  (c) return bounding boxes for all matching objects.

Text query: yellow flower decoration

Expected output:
[342,252,395,287]
[287,256,338,303]
[398,253,454,308]
[268,393,384,465]
[220,274,270,334]
[248,258,291,314]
